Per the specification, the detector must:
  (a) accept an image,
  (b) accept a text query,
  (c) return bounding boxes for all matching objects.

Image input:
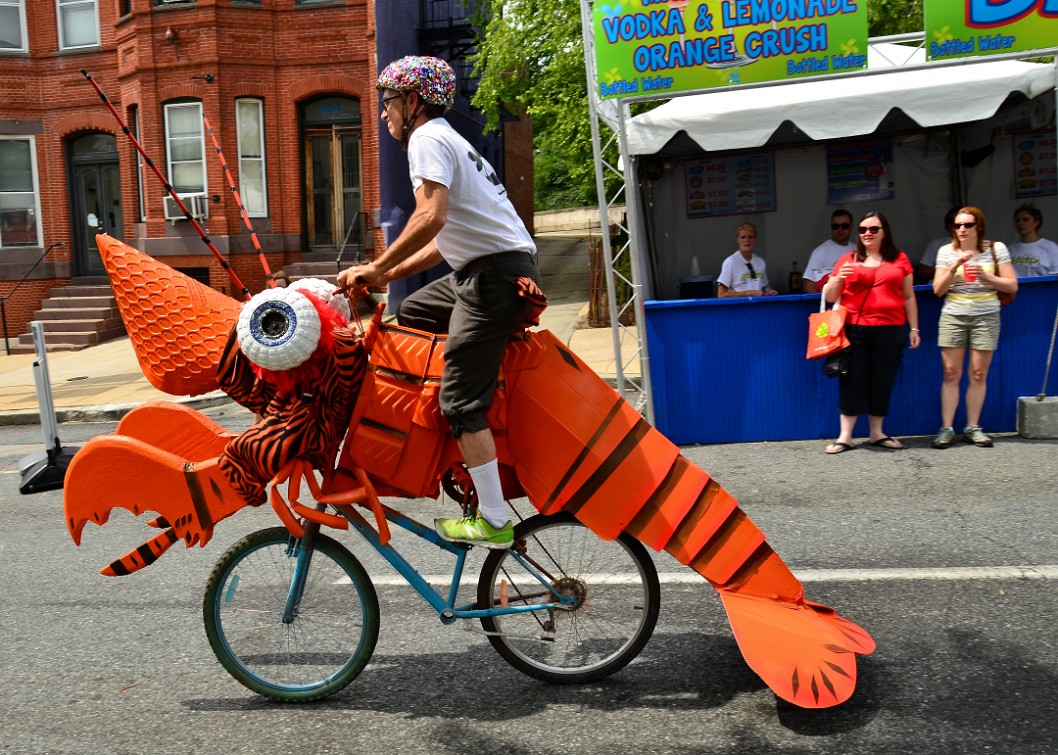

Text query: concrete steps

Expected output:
[11,284,127,354]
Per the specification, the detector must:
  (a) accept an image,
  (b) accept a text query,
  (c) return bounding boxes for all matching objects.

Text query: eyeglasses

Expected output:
[381,94,403,109]
[858,225,882,235]
[953,222,977,229]
[831,223,851,230]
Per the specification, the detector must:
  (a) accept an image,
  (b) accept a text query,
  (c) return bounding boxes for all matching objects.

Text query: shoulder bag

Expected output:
[989,244,1015,306]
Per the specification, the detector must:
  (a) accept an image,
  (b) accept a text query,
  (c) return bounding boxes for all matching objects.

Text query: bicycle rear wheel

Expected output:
[477,512,660,683]
[202,527,379,702]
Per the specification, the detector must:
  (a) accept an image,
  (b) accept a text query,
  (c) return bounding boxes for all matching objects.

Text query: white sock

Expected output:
[468,459,508,528]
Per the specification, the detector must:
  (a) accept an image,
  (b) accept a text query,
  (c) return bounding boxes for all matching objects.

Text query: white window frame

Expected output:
[56,0,100,51]
[0,135,43,249]
[0,0,28,54]
[164,101,206,196]
[235,98,268,217]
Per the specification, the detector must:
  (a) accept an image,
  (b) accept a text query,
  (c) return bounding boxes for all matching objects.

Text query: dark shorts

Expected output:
[396,251,541,435]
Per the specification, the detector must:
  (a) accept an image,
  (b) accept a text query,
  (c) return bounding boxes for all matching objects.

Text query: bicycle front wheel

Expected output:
[477,512,660,683]
[202,527,380,702]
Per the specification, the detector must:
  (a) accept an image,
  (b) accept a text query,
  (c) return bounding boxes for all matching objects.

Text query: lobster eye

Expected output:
[237,288,322,371]
[261,310,289,338]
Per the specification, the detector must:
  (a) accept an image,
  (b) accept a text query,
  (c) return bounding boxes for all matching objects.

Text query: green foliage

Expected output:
[868,0,923,37]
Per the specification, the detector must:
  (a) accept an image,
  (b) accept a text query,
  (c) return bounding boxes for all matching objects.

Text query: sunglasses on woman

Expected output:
[953,222,976,229]
[858,225,882,235]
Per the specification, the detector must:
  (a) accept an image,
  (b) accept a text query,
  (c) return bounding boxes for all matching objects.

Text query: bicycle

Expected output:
[203,502,660,702]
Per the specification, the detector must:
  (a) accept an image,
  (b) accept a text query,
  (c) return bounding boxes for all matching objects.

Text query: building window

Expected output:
[236,99,267,217]
[164,101,206,195]
[0,136,41,248]
[57,0,100,50]
[119,0,130,17]
[0,0,28,53]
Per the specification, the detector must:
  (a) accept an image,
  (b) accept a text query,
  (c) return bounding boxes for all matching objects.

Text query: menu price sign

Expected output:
[1012,130,1057,199]
[686,152,776,218]
[826,138,895,205]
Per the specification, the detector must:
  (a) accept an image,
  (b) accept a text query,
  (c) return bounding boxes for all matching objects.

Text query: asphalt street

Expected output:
[1,403,1056,754]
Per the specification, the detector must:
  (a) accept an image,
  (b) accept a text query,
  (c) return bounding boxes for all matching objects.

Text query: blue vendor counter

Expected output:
[644,276,1058,445]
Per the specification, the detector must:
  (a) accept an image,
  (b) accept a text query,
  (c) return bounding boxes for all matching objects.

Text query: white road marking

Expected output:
[352,564,1058,587]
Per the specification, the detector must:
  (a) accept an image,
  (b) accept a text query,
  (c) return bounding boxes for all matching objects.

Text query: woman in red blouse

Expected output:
[821,211,921,454]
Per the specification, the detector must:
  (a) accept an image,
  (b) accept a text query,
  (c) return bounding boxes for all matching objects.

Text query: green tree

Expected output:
[868,0,923,37]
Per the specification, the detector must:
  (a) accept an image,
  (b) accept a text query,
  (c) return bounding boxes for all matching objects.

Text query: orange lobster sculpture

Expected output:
[65,235,874,708]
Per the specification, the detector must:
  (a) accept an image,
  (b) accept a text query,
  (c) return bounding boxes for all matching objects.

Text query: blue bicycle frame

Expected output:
[283,504,578,627]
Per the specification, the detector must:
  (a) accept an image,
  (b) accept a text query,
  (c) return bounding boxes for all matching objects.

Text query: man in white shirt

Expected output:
[337,56,542,549]
[1008,203,1058,277]
[803,209,854,293]
[916,207,959,284]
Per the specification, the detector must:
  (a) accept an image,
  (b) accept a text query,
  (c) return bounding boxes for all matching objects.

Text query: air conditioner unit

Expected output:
[163,193,209,223]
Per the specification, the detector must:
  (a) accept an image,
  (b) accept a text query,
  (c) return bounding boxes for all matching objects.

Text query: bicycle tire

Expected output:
[202,527,380,702]
[477,512,660,683]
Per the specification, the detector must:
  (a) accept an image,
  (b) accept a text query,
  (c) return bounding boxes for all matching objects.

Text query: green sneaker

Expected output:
[434,513,514,549]
[962,425,994,447]
[932,426,955,449]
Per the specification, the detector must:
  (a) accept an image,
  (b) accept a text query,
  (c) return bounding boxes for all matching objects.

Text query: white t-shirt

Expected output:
[1007,238,1058,277]
[918,235,949,267]
[804,239,855,283]
[935,241,1012,314]
[718,251,769,293]
[407,118,535,270]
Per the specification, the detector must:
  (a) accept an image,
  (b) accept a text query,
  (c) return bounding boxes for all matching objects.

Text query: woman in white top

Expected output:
[1008,203,1058,277]
[716,223,778,297]
[931,206,1018,449]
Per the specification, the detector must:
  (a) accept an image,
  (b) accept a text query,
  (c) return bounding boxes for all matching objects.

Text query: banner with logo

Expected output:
[925,0,1058,60]
[592,0,868,100]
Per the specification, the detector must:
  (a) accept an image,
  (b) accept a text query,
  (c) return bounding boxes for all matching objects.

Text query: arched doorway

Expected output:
[301,96,364,259]
[67,133,124,278]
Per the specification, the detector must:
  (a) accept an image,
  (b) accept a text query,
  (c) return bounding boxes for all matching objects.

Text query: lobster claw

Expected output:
[64,427,251,576]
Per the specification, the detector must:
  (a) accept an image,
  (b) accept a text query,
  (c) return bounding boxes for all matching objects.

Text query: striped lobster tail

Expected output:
[504,330,875,708]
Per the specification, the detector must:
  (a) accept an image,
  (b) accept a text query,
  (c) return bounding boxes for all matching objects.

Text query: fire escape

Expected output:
[418,0,482,99]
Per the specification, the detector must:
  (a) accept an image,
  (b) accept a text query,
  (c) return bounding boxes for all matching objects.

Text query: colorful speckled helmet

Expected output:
[376,56,456,108]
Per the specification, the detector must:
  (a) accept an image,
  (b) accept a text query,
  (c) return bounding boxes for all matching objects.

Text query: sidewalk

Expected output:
[0,317,635,426]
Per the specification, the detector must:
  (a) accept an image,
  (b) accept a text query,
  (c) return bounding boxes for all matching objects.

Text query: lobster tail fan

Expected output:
[97,234,242,396]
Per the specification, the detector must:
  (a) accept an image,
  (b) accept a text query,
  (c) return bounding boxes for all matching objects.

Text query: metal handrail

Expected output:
[1,242,64,356]
[335,212,367,272]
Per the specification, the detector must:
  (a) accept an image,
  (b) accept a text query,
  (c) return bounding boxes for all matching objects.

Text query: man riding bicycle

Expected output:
[336,56,544,549]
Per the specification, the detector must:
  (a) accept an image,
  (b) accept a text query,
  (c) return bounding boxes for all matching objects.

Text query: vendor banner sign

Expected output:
[925,0,1058,60]
[592,0,868,100]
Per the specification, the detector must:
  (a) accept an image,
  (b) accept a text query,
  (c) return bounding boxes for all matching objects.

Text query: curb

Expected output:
[0,392,233,427]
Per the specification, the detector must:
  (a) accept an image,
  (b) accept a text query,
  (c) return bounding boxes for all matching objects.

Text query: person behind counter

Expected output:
[930,206,1018,449]
[716,223,778,297]
[1008,203,1058,278]
[821,211,919,454]
[915,206,959,284]
[803,209,855,293]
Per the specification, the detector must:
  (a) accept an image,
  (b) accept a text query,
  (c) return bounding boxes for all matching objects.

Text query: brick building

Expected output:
[0,0,532,350]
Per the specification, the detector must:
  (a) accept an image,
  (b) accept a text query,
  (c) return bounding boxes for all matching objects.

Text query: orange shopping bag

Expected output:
[806,295,850,360]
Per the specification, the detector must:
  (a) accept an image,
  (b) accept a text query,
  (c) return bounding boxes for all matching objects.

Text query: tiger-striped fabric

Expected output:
[217,327,368,504]
[515,276,548,328]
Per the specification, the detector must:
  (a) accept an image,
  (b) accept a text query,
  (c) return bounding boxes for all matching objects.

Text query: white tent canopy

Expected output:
[626,44,1056,156]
